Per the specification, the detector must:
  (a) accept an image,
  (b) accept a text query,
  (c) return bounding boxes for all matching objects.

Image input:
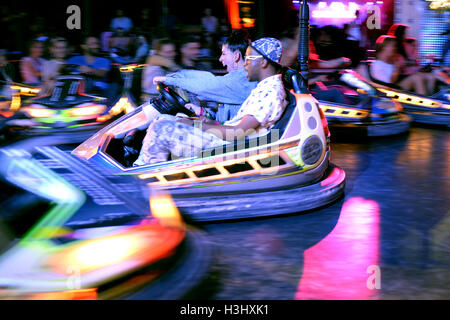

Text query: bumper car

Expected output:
[310,69,412,137]
[0,82,41,117]
[355,61,450,126]
[3,74,135,144]
[71,63,346,221]
[0,138,211,299]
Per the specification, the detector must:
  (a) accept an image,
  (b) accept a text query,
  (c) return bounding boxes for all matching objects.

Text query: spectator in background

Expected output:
[0,49,15,99]
[142,38,179,99]
[41,37,69,93]
[179,36,209,70]
[134,35,151,64]
[346,10,363,47]
[201,8,218,36]
[66,36,111,95]
[0,49,14,83]
[110,9,133,33]
[20,40,46,85]
[109,27,134,63]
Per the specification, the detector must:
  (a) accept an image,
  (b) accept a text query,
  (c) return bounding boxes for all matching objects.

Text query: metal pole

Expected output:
[297,0,309,93]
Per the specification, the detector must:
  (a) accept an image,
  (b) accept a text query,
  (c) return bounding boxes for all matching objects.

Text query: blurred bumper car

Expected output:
[0,139,211,299]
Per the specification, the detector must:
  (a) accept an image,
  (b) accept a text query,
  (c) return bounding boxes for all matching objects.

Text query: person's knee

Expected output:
[152,119,176,134]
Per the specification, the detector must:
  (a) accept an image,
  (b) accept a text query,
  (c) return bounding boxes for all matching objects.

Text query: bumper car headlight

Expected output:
[68,104,107,117]
[22,107,55,118]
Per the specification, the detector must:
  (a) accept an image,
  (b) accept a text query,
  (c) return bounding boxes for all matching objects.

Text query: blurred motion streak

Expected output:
[295,197,380,300]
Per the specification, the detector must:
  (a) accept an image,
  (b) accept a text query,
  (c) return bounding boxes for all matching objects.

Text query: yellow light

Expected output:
[109,97,135,115]
[319,105,369,118]
[11,86,41,95]
[378,88,442,108]
[149,193,184,228]
[67,235,141,271]
[23,107,55,118]
[68,105,106,117]
[11,94,21,111]
[119,64,146,73]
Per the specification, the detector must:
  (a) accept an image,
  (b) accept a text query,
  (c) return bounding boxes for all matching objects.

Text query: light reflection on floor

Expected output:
[203,127,450,300]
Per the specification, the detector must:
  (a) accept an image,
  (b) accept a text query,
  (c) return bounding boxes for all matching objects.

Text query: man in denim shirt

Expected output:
[152,30,257,123]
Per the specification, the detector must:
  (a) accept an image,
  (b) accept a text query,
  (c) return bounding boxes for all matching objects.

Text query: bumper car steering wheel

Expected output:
[156,83,196,117]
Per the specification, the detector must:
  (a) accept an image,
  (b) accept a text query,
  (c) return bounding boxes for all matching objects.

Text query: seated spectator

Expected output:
[20,40,46,85]
[66,36,111,95]
[142,38,179,99]
[152,30,257,122]
[41,37,69,92]
[110,9,133,33]
[133,37,286,166]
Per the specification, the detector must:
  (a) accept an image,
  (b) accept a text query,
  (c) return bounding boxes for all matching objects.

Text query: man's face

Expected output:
[244,46,263,82]
[219,44,237,72]
[51,41,67,60]
[181,41,201,62]
[84,37,100,55]
[158,43,176,61]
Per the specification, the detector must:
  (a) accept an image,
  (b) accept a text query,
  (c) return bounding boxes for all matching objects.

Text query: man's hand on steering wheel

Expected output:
[153,76,167,85]
[156,82,196,117]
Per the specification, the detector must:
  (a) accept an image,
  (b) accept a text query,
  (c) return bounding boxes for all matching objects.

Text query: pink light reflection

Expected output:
[295,197,380,300]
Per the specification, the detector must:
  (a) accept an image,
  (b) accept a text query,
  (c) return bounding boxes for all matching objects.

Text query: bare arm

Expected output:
[178,115,260,141]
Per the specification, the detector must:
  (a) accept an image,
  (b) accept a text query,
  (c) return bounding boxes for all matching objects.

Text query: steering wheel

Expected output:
[156,82,196,117]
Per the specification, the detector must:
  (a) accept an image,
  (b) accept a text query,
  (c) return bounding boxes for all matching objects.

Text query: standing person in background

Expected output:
[20,40,46,85]
[201,8,218,37]
[110,9,133,33]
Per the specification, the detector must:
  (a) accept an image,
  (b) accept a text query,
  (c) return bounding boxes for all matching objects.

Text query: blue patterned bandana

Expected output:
[250,37,282,65]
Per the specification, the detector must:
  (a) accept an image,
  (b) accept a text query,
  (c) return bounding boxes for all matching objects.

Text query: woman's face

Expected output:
[30,42,44,58]
[384,41,397,59]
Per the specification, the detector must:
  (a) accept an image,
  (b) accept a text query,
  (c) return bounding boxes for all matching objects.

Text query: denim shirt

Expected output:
[164,68,257,122]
